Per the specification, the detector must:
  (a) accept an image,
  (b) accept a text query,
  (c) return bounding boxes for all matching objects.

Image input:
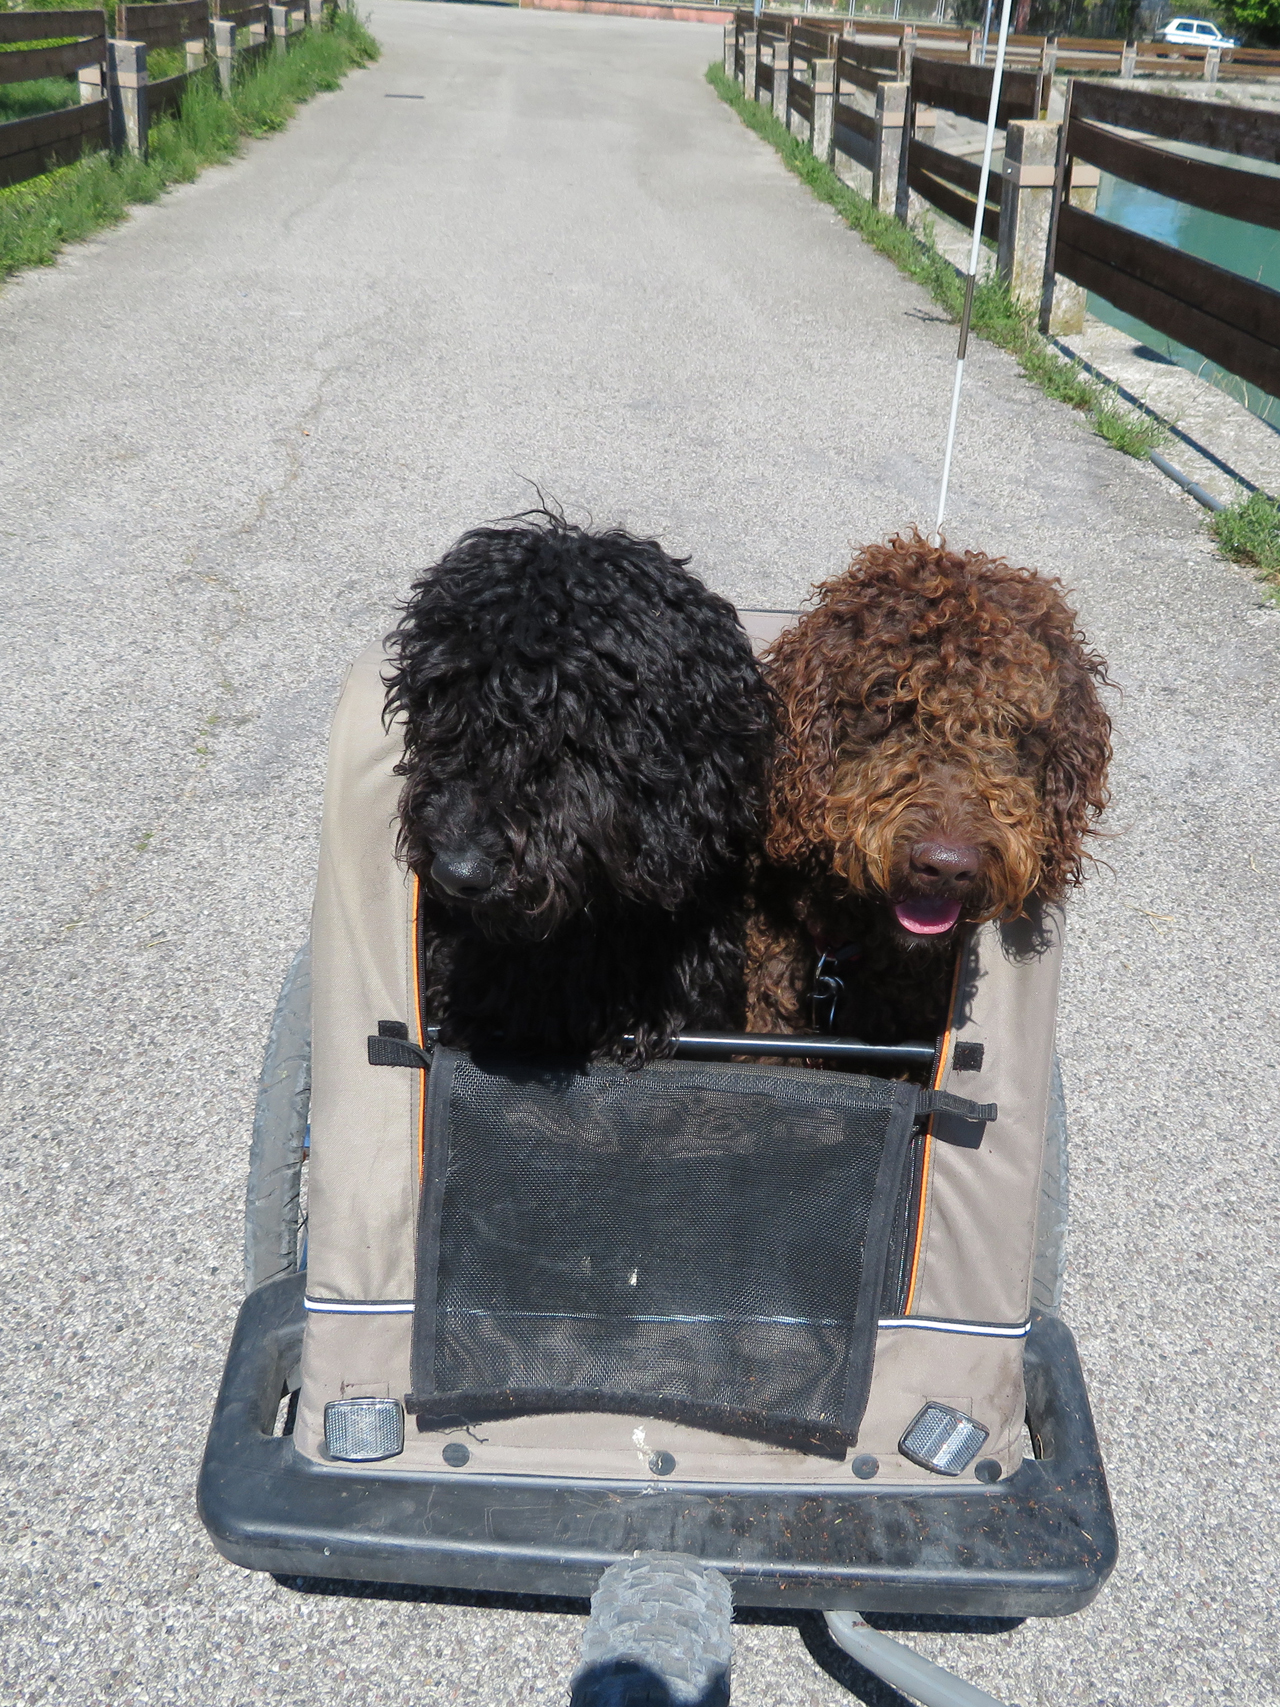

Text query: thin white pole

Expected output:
[933,0,1016,542]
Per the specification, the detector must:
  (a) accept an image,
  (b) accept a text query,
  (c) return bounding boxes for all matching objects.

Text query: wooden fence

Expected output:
[903,56,1044,241]
[733,7,1280,84]
[1,10,110,189]
[0,0,321,192]
[729,13,1280,403]
[1044,80,1280,397]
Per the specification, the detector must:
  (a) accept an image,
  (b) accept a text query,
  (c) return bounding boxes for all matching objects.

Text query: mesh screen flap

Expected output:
[406,1051,918,1458]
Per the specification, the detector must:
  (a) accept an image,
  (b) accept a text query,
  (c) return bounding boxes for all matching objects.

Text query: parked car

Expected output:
[1157,16,1238,46]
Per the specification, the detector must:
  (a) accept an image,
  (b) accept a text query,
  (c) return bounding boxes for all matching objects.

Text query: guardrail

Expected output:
[0,0,323,192]
[1042,79,1280,396]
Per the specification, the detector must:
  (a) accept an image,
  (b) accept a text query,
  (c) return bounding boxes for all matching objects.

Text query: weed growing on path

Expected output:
[0,11,379,283]
[1210,491,1280,593]
[705,63,1164,462]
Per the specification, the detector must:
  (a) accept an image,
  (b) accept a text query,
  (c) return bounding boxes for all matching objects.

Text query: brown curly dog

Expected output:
[746,533,1112,1046]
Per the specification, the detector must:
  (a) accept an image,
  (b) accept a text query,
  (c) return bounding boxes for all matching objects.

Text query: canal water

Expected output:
[1091,155,1280,426]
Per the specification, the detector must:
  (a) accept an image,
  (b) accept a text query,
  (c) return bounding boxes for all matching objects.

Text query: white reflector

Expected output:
[323,1398,404,1462]
[898,1403,989,1476]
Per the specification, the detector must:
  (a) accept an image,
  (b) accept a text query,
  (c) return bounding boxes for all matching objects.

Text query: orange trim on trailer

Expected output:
[903,941,966,1316]
[411,871,427,1183]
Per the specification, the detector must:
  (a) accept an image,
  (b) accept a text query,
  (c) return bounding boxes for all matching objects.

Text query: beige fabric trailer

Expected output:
[201,619,1114,1622]
[295,632,1064,1488]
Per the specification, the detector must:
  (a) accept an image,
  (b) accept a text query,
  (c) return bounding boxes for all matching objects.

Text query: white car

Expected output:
[1156,16,1238,46]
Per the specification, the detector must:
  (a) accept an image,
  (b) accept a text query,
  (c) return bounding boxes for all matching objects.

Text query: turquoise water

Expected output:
[1091,162,1280,425]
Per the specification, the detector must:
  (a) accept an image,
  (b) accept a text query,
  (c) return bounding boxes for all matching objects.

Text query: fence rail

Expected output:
[0,95,110,189]
[116,1,209,52]
[0,11,109,86]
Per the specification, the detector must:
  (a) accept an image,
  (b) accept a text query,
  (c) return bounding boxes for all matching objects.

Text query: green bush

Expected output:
[0,12,379,282]
[1210,490,1280,589]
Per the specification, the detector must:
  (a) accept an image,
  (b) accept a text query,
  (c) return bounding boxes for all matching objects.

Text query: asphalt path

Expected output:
[2,5,1277,1703]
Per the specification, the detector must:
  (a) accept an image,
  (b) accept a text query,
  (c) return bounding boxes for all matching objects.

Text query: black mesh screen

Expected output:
[406,1051,919,1457]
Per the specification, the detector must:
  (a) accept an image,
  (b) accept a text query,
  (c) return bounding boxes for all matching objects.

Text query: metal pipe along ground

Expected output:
[823,1611,1012,1707]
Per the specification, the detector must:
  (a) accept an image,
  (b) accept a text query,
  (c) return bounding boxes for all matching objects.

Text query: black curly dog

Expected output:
[383,512,775,1061]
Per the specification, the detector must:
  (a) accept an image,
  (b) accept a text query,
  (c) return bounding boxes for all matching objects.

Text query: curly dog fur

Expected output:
[384,512,775,1062]
[747,533,1112,1045]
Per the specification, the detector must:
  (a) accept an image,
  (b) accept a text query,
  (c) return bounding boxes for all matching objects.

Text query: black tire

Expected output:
[1030,1053,1069,1317]
[572,1553,734,1707]
[244,942,312,1294]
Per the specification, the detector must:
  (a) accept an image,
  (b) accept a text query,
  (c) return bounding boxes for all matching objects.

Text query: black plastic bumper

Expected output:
[198,1275,1117,1615]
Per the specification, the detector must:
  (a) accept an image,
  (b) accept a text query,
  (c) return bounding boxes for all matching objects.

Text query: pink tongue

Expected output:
[893,897,963,935]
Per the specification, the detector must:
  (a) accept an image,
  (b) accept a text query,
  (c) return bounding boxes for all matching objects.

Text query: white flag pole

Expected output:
[933,0,1016,543]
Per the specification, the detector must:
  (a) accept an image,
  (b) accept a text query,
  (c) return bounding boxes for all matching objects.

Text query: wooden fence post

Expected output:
[874,79,908,216]
[1038,84,1101,336]
[811,55,836,163]
[723,18,735,78]
[894,90,934,223]
[108,39,148,155]
[998,119,1059,312]
[271,5,289,51]
[213,18,235,91]
[743,29,759,101]
[771,38,791,122]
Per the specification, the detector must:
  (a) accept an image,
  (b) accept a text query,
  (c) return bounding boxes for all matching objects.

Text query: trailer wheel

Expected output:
[244,942,311,1294]
[1030,1053,1069,1316]
[572,1553,734,1707]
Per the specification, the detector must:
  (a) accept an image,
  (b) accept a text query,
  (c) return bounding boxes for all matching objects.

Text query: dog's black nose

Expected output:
[909,839,981,887]
[430,849,496,899]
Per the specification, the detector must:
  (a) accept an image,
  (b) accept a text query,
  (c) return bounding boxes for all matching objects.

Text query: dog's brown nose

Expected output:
[431,849,496,899]
[909,839,981,887]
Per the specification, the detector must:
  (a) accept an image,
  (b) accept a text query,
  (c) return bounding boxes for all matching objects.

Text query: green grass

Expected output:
[1209,490,1280,592]
[705,61,1166,461]
[0,77,80,123]
[0,11,379,282]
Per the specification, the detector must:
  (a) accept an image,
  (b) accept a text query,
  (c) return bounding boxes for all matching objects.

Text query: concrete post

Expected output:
[743,30,760,101]
[811,56,836,163]
[1204,44,1220,81]
[108,39,148,156]
[998,120,1059,312]
[1120,39,1136,77]
[271,5,289,51]
[307,0,324,28]
[184,35,205,72]
[771,39,791,123]
[874,80,908,216]
[723,18,736,79]
[213,18,235,92]
[78,62,104,104]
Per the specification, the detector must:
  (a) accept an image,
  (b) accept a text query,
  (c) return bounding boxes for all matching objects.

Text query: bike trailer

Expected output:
[199,625,1117,1626]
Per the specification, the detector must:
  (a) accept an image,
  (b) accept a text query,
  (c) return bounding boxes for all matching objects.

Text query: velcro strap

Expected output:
[368,1034,433,1070]
[915,1089,997,1123]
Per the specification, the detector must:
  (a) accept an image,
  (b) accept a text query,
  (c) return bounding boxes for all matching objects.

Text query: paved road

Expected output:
[2,5,1277,1703]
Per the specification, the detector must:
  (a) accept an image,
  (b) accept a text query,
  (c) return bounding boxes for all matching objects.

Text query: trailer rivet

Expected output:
[974,1458,1002,1483]
[442,1442,471,1468]
[850,1455,879,1480]
[649,1451,676,1477]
